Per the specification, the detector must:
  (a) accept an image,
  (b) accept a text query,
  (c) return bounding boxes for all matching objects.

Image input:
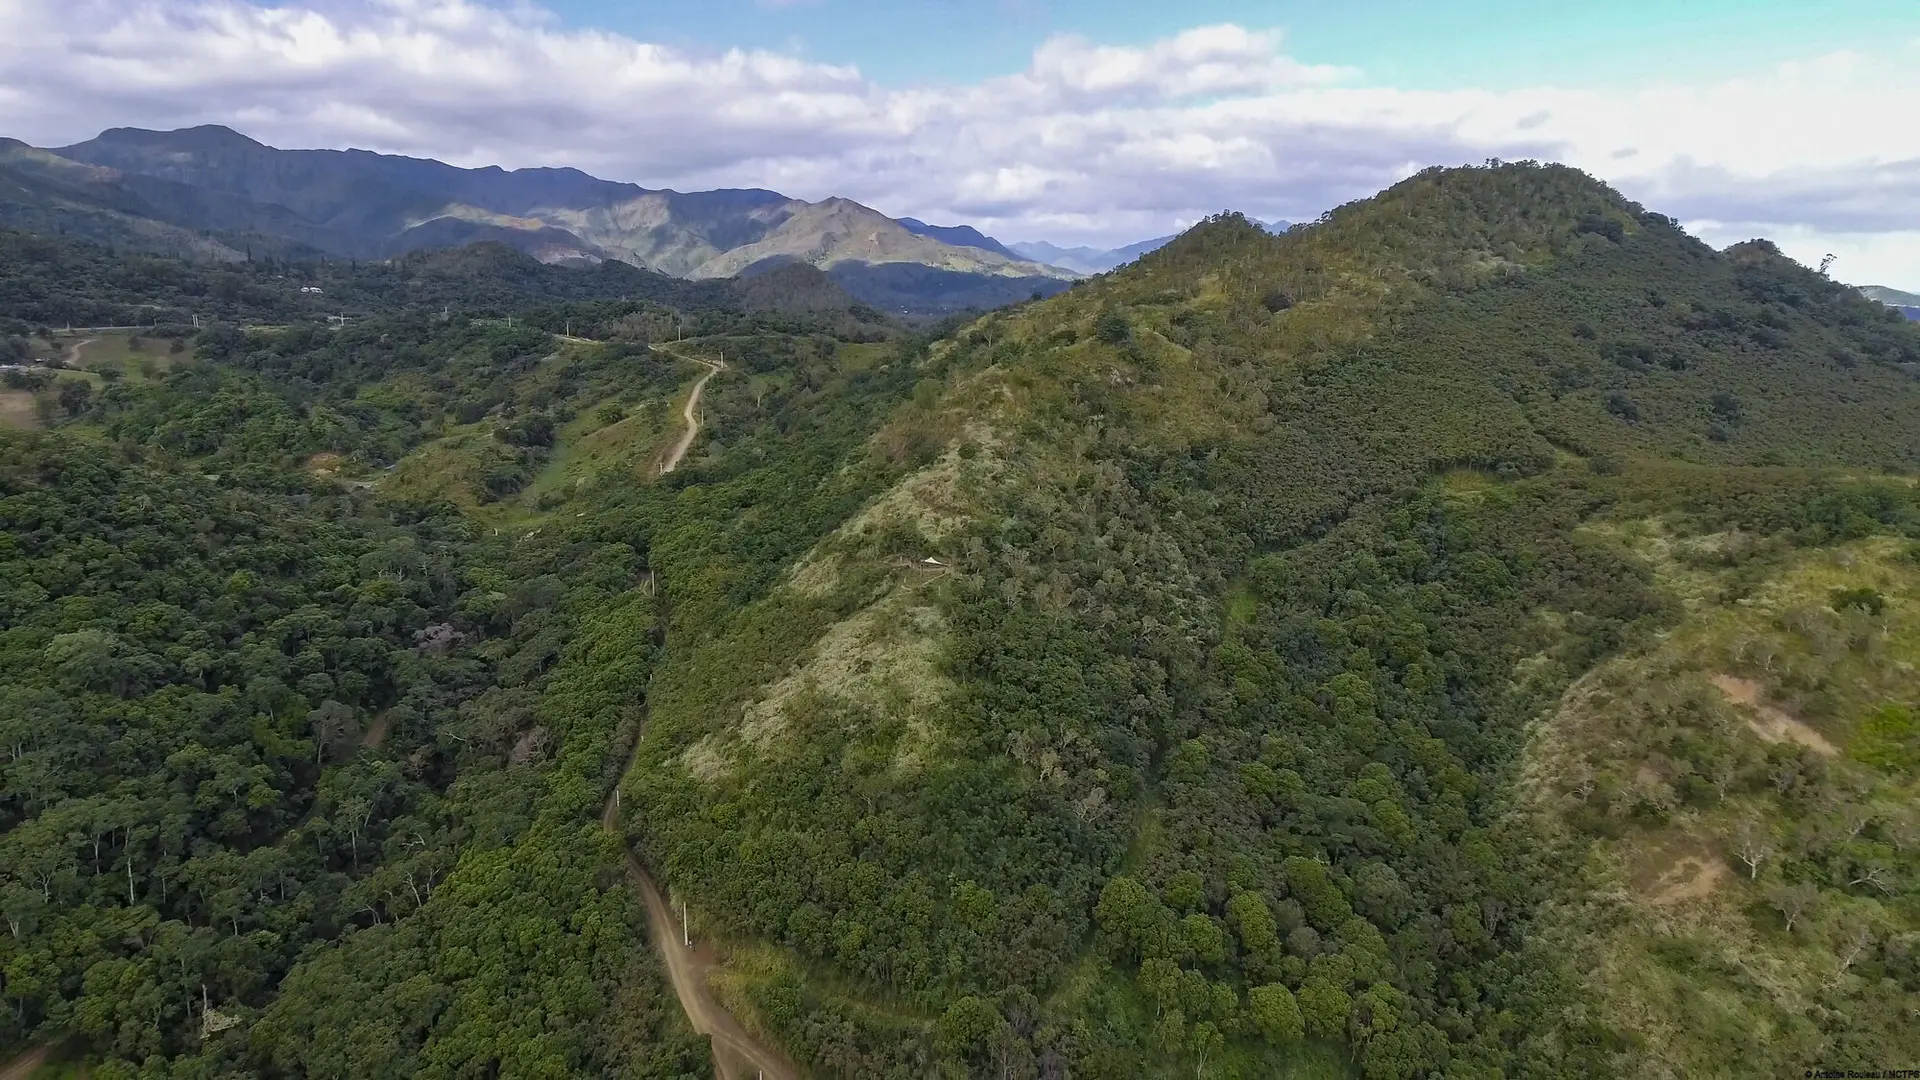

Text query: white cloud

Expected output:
[1,0,1916,284]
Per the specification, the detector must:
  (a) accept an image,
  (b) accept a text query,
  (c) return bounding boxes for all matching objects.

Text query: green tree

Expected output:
[1247,983,1304,1044]
[1297,977,1352,1041]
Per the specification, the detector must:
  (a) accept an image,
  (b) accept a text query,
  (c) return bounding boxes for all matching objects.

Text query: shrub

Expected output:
[1828,586,1886,615]
[1095,308,1131,345]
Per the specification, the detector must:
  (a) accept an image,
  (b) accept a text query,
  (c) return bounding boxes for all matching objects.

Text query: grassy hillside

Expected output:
[614,162,1920,1078]
[1524,498,1919,1078]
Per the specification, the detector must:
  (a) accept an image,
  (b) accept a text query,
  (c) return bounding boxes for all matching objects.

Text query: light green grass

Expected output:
[516,393,677,507]
[0,389,41,430]
[53,331,184,385]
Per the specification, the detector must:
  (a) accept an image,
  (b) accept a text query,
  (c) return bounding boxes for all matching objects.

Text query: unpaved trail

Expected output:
[0,1045,50,1080]
[659,353,722,475]
[600,793,797,1080]
[61,338,96,367]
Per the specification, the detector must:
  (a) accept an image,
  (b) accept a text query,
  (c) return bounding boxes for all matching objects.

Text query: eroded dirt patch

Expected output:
[1631,839,1732,906]
[1710,674,1837,756]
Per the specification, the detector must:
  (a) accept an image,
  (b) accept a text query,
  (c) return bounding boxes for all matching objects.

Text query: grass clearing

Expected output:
[0,390,41,430]
[52,331,185,384]
[381,428,496,510]
[516,392,678,507]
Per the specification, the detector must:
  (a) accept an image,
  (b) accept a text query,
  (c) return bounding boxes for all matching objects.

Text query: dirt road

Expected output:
[0,1045,49,1080]
[599,794,797,1080]
[61,338,96,367]
[659,353,722,475]
[361,710,393,748]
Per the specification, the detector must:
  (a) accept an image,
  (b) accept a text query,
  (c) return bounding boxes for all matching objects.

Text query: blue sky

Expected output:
[542,0,1920,91]
[4,0,1918,284]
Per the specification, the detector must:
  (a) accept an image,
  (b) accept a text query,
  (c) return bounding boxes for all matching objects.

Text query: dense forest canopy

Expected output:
[3,162,1918,1079]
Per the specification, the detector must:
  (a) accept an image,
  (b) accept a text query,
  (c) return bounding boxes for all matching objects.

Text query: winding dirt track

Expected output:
[599,794,798,1080]
[621,345,797,1077]
[660,356,722,475]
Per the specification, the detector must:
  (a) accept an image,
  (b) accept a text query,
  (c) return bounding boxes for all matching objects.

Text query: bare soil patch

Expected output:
[1710,674,1837,756]
[1631,839,1732,906]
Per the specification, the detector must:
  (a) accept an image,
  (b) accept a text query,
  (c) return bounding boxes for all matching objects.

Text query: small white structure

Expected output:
[299,286,324,295]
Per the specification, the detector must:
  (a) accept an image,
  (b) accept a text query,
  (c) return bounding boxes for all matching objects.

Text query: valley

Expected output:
[2,159,1918,1080]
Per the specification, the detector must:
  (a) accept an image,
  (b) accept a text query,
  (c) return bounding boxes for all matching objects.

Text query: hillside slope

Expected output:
[612,162,1920,1078]
[689,198,1070,282]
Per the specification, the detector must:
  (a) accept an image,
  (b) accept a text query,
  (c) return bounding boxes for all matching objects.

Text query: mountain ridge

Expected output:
[12,124,1072,313]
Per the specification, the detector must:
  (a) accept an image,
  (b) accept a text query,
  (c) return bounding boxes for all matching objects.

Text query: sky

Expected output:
[1,0,1917,286]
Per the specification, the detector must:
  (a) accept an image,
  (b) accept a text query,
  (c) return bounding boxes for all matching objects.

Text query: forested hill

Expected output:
[3,161,1918,1080]
[0,222,941,1075]
[0,229,891,332]
[612,161,1920,1079]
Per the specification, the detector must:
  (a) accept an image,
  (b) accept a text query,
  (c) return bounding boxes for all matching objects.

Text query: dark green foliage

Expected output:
[1829,585,1886,615]
[0,431,713,1075]
[0,228,895,336]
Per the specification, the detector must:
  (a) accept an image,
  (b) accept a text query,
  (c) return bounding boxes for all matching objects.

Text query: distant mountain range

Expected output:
[0,125,1078,314]
[1009,219,1292,275]
[1860,285,1920,321]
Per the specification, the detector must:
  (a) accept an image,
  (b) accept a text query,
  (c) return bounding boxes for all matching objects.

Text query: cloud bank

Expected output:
[1,0,1916,283]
